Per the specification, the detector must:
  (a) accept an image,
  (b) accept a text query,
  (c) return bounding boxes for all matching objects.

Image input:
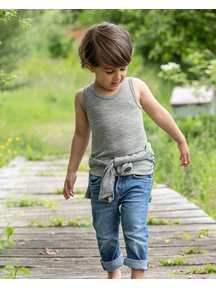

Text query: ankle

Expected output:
[131,269,144,279]
[107,269,121,279]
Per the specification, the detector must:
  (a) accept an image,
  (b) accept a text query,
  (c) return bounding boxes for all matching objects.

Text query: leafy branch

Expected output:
[0,225,15,250]
[0,263,30,279]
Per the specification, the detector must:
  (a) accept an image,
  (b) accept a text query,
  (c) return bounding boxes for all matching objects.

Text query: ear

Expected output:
[85,62,95,73]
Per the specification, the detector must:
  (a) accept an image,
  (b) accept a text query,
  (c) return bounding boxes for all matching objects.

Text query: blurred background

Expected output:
[0,9,216,219]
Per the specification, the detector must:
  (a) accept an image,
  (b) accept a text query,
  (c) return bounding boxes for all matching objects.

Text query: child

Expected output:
[63,22,190,279]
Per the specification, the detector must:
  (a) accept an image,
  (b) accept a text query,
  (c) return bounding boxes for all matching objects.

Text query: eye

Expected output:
[106,71,113,74]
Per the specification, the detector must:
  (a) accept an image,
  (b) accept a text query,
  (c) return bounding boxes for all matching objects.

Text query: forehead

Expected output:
[100,65,126,70]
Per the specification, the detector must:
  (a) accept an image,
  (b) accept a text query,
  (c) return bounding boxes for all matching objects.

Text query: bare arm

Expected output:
[133,78,190,167]
[63,88,91,200]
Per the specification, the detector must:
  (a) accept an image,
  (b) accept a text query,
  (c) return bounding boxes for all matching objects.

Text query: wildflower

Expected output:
[161,62,180,71]
[16,137,20,141]
[165,239,170,243]
[13,151,17,154]
[0,145,5,149]
[8,149,12,154]
[0,153,3,157]
[8,138,13,142]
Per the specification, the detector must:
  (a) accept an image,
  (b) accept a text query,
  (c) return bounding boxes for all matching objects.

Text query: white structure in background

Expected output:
[170,85,215,116]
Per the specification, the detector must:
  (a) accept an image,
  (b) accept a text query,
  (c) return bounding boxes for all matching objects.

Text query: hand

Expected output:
[177,141,190,167]
[63,173,77,200]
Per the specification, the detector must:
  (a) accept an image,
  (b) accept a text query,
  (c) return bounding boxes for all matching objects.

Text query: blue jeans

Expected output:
[89,173,153,272]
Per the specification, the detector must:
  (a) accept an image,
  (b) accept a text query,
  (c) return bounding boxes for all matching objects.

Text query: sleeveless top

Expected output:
[82,77,155,182]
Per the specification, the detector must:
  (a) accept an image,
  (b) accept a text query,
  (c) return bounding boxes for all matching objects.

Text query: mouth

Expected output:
[112,82,120,87]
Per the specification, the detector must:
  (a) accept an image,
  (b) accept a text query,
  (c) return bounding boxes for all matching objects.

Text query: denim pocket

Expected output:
[89,175,101,185]
[133,174,153,181]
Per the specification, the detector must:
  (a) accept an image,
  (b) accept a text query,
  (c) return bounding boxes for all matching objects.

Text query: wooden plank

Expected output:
[1,244,216,258]
[4,265,216,279]
[1,254,216,268]
[5,238,216,249]
[1,156,216,280]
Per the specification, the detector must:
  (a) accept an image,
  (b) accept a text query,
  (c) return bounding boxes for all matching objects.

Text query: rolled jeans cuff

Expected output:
[100,253,124,272]
[124,258,149,270]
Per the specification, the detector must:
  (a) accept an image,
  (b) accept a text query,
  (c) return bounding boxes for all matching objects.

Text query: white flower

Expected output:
[205,69,211,75]
[161,62,180,71]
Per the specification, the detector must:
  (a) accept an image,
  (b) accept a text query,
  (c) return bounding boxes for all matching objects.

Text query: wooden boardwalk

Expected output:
[0,156,216,279]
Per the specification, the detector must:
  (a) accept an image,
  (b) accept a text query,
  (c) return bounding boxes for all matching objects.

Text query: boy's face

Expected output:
[87,64,128,94]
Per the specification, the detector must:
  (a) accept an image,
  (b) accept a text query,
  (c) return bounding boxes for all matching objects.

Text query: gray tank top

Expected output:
[82,77,154,176]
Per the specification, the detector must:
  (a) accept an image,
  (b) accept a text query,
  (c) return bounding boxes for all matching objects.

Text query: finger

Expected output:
[69,189,75,197]
[180,155,188,167]
[67,184,75,197]
[63,190,69,200]
[63,185,70,200]
[67,184,76,197]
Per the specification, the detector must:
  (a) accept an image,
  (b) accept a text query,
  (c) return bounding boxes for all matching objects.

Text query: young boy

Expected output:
[63,22,190,279]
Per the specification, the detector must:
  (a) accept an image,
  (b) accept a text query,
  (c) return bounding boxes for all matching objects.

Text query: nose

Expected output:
[114,71,121,81]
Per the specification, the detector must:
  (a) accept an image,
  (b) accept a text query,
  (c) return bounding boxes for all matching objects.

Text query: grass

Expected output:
[26,216,92,228]
[1,47,216,220]
[0,51,93,165]
[171,264,216,275]
[158,256,194,266]
[147,216,180,225]
[182,247,208,255]
[4,195,61,208]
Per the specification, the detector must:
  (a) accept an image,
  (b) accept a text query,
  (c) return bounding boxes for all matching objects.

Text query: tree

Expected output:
[0,9,31,91]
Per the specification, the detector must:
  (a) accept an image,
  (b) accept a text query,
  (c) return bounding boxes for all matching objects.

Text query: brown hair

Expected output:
[78,22,133,68]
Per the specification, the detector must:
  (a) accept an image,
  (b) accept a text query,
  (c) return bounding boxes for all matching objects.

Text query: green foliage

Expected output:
[0,9,31,90]
[75,9,216,64]
[0,69,17,90]
[78,161,90,172]
[147,109,216,220]
[73,195,84,204]
[147,216,180,225]
[47,216,69,227]
[68,216,92,227]
[53,188,63,195]
[158,256,193,266]
[171,264,216,275]
[171,231,191,239]
[159,49,216,88]
[76,10,216,89]
[0,10,17,22]
[0,137,22,167]
[75,189,85,194]
[159,62,188,85]
[53,188,85,195]
[0,263,30,279]
[4,195,61,208]
[0,225,15,250]
[27,216,92,228]
[182,247,208,255]
[195,229,210,239]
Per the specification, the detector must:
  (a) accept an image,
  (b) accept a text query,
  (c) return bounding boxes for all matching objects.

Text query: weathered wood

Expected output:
[3,238,216,250]
[0,156,216,279]
[3,265,216,279]
[1,244,216,258]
